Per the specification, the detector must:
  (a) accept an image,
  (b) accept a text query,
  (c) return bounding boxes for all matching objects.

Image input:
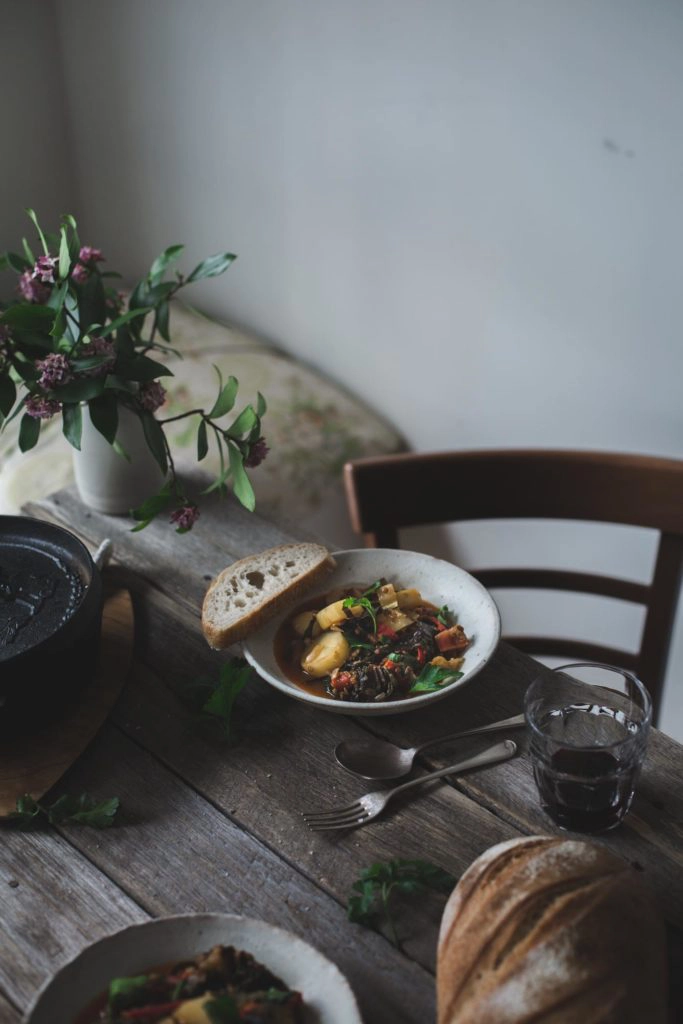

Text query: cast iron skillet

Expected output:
[0,516,104,734]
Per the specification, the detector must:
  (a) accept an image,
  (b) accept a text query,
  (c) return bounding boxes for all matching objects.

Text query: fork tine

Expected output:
[307,812,369,831]
[302,802,363,821]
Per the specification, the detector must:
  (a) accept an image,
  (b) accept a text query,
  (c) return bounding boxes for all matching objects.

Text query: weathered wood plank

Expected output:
[0,990,21,1024]
[45,724,437,1024]
[0,828,147,1012]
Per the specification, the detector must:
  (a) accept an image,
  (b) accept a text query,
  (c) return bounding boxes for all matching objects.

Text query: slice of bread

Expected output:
[201,542,337,649]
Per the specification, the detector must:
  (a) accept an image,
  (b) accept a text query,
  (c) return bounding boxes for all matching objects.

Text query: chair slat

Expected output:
[472,568,648,603]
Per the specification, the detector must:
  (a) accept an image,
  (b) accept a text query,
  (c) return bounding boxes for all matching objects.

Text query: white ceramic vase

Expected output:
[72,404,166,515]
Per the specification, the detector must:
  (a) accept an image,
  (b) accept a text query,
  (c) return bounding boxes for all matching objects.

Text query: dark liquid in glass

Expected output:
[534,748,636,832]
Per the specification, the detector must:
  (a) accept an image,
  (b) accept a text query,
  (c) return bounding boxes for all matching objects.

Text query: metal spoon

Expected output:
[334,712,526,779]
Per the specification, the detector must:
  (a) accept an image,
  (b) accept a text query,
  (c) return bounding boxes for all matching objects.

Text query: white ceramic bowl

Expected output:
[24,913,362,1024]
[243,548,501,716]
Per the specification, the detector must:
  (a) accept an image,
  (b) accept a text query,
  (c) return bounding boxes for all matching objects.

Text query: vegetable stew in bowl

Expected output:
[243,548,501,717]
[274,579,471,704]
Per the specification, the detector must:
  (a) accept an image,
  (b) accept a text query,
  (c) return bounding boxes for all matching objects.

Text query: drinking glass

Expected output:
[524,662,652,833]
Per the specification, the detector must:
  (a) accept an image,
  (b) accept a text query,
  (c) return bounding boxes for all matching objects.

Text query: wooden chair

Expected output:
[343,449,683,724]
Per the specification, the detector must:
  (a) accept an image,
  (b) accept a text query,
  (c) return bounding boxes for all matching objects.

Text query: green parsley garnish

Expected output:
[408,663,463,694]
[342,595,377,632]
[348,858,455,949]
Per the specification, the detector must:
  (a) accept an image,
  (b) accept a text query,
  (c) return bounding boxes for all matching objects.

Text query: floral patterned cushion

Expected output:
[0,302,405,546]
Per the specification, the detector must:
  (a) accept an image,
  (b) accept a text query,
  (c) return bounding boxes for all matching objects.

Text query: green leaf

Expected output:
[149,244,184,284]
[58,226,70,279]
[256,391,267,417]
[342,595,377,632]
[141,412,168,474]
[347,858,456,948]
[61,402,82,450]
[61,213,81,256]
[8,795,42,828]
[18,412,40,452]
[130,481,174,526]
[108,975,150,1012]
[187,251,237,283]
[204,994,240,1024]
[98,306,152,337]
[21,237,35,264]
[25,208,48,254]
[0,304,54,330]
[263,989,293,1005]
[55,378,105,403]
[226,404,257,439]
[47,793,120,828]
[77,273,106,331]
[228,442,255,511]
[8,792,121,831]
[408,663,463,694]
[117,354,173,383]
[155,300,170,341]
[88,392,119,444]
[209,373,238,418]
[5,251,31,273]
[197,418,208,461]
[0,373,16,419]
[200,659,252,739]
[437,604,454,627]
[63,287,80,343]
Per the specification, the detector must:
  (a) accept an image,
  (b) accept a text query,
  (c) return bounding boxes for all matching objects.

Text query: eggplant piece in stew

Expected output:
[275,579,471,703]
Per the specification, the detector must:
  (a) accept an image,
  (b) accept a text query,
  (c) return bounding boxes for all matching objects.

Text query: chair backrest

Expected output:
[343,449,683,724]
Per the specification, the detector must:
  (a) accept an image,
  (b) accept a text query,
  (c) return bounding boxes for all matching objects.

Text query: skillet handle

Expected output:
[92,538,113,570]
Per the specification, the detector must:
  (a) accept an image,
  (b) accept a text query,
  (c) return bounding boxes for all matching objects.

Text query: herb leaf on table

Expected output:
[177,656,253,741]
[7,792,120,829]
[348,858,455,949]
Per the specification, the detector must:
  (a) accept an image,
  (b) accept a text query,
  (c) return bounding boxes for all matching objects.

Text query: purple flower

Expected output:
[71,246,104,284]
[139,380,167,413]
[244,436,269,468]
[36,352,72,390]
[18,270,50,303]
[80,336,116,378]
[79,246,104,265]
[71,262,89,284]
[25,395,61,420]
[32,255,58,284]
[170,504,200,531]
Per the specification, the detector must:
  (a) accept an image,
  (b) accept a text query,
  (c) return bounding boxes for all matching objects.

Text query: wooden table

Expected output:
[2,480,682,1024]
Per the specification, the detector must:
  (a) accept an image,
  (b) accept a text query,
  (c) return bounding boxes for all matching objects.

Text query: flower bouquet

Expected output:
[0,209,268,532]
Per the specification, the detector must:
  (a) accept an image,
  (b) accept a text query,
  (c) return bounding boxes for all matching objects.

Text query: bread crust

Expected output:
[201,543,336,649]
[437,835,668,1024]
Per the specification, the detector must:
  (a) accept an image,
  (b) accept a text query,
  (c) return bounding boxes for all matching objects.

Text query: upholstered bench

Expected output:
[0,302,405,547]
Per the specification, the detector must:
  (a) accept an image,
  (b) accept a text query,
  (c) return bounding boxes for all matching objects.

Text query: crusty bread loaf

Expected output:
[201,542,336,649]
[437,835,667,1024]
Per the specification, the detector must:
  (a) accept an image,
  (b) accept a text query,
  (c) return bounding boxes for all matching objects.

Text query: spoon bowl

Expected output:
[334,712,526,779]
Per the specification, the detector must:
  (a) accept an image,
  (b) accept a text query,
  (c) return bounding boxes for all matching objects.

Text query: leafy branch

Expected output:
[6,792,120,829]
[347,858,455,949]
[0,210,270,532]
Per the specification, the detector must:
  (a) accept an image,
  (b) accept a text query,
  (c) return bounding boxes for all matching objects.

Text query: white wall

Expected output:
[5,1,683,736]
[0,1,78,275]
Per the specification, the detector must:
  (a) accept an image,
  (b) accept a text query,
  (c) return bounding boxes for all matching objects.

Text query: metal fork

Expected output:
[302,739,517,831]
